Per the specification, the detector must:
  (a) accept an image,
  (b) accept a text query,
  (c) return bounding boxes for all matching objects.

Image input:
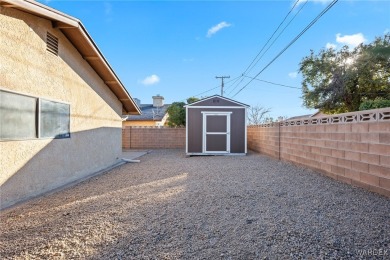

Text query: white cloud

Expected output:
[288,72,298,79]
[207,21,231,38]
[326,42,337,49]
[336,33,367,48]
[140,74,160,86]
[384,28,390,35]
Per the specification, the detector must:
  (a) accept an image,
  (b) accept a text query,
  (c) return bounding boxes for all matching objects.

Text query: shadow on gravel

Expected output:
[0,158,190,258]
[88,150,390,259]
[1,150,389,259]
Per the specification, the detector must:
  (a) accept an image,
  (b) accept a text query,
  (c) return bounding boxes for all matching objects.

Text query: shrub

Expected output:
[359,99,390,111]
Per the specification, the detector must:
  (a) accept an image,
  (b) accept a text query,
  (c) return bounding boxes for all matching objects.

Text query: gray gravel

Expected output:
[1,149,389,259]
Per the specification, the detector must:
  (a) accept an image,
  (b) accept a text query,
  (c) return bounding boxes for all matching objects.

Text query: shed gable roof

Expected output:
[0,0,141,115]
[186,95,249,108]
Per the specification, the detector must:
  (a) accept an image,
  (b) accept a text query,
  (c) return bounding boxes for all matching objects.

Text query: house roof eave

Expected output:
[0,0,141,115]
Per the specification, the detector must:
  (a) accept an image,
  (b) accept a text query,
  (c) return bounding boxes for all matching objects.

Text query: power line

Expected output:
[179,75,241,102]
[226,75,246,96]
[192,74,300,104]
[222,75,242,85]
[227,0,304,96]
[232,0,339,98]
[242,75,301,90]
[192,86,220,98]
[245,0,308,74]
[215,76,230,96]
[224,74,244,92]
[243,0,302,75]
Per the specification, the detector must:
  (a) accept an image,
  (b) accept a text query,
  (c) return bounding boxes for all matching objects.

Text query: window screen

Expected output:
[0,90,37,140]
[40,99,70,139]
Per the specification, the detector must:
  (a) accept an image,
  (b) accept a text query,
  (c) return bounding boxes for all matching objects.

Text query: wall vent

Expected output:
[46,32,58,55]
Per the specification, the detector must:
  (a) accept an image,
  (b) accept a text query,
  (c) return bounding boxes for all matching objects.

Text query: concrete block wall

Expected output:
[248,108,390,197]
[247,125,280,158]
[122,126,186,149]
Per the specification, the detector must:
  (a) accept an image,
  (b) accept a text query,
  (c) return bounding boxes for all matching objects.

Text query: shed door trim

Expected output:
[202,111,232,154]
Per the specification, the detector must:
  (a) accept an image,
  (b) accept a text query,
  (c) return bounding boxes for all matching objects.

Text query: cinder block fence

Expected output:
[122,108,389,197]
[122,126,185,149]
[248,108,390,197]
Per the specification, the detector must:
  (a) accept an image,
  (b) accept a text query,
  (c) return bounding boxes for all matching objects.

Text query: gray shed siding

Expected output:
[187,108,203,153]
[187,107,246,154]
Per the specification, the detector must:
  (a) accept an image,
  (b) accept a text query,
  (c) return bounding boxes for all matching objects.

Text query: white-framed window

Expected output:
[0,89,70,140]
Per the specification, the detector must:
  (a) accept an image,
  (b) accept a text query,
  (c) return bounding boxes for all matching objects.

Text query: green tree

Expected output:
[166,102,186,127]
[359,98,390,111]
[186,97,199,104]
[300,34,390,113]
[166,97,199,127]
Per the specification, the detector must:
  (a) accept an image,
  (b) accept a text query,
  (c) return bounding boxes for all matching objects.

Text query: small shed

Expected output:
[185,95,249,155]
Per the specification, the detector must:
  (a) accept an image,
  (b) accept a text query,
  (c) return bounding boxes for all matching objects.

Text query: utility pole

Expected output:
[215,76,230,96]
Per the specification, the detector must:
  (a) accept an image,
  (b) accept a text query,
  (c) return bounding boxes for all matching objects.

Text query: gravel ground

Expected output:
[1,149,389,259]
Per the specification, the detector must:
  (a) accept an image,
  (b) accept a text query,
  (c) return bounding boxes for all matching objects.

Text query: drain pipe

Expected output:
[121,150,151,163]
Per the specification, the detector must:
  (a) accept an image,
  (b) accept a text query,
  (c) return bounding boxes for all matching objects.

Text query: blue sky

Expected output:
[40,0,389,118]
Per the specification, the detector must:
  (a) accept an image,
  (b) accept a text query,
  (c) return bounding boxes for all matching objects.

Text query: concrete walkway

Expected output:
[0,149,389,259]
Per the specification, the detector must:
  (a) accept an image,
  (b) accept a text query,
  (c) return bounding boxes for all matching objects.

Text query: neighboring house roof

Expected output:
[311,111,326,117]
[287,114,313,120]
[287,111,324,120]
[185,95,250,108]
[0,0,140,115]
[125,104,171,121]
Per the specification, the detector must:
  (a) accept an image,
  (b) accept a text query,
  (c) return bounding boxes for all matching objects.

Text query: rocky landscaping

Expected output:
[1,149,389,259]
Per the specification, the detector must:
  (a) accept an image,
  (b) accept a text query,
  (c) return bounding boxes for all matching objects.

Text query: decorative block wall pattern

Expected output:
[248,108,390,197]
[122,126,186,149]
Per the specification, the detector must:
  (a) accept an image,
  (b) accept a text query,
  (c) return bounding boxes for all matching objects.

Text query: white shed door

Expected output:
[202,112,231,153]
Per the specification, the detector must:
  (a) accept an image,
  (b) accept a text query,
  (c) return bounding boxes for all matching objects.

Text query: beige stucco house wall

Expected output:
[0,2,139,209]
